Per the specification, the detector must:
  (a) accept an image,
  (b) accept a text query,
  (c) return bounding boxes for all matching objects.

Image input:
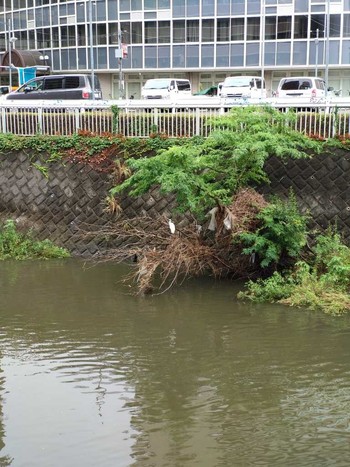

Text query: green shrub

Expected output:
[313,228,350,288]
[239,230,350,315]
[0,219,70,260]
[239,192,308,268]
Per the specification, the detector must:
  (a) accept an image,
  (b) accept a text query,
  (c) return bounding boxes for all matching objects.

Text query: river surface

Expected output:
[1,259,350,467]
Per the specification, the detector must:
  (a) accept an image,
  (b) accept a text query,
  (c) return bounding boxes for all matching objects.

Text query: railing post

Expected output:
[195,107,201,136]
[153,107,158,131]
[219,99,225,115]
[37,106,43,134]
[1,106,6,134]
[75,108,80,132]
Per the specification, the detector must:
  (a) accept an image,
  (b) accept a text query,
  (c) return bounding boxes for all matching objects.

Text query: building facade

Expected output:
[1,0,350,98]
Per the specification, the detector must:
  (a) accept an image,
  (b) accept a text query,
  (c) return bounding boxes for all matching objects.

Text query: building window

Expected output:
[341,39,350,64]
[145,21,157,43]
[329,41,340,64]
[96,24,107,45]
[186,44,199,67]
[131,46,143,68]
[231,17,244,40]
[330,14,341,37]
[310,14,325,38]
[277,16,291,39]
[247,17,260,40]
[246,41,260,64]
[60,25,76,47]
[158,45,170,67]
[173,44,185,67]
[109,24,119,45]
[145,0,156,9]
[294,15,308,39]
[344,14,350,37]
[52,27,59,48]
[276,41,290,64]
[145,46,157,67]
[265,16,276,39]
[173,20,186,43]
[132,0,142,8]
[77,25,86,46]
[187,20,199,41]
[217,18,230,41]
[202,19,214,42]
[187,0,200,16]
[247,0,260,15]
[159,0,170,8]
[173,0,185,17]
[120,0,131,11]
[202,0,214,16]
[217,0,230,16]
[293,41,307,65]
[216,43,229,66]
[231,0,245,15]
[265,42,276,65]
[201,44,214,66]
[158,21,170,43]
[230,43,244,66]
[132,22,143,44]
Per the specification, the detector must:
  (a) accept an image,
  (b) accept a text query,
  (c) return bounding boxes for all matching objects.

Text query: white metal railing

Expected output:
[1,97,350,139]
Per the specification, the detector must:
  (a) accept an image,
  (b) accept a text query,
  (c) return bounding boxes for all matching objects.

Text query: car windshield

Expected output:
[17,78,43,92]
[281,79,312,90]
[224,78,251,87]
[143,80,170,90]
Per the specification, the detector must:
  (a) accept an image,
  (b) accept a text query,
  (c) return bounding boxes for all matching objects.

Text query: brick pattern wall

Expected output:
[262,149,350,240]
[1,149,350,255]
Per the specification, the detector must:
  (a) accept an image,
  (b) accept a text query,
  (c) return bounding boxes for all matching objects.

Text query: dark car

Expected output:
[6,74,102,100]
[194,85,219,97]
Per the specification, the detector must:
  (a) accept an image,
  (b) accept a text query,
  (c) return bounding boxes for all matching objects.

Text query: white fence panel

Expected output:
[1,97,350,139]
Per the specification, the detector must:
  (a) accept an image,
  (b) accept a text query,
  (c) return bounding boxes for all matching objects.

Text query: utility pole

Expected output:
[315,28,319,77]
[88,0,95,99]
[325,0,330,96]
[118,28,124,99]
[8,18,12,90]
[260,0,265,90]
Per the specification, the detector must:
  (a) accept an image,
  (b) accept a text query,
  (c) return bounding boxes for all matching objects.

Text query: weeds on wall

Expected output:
[0,219,70,260]
[0,131,184,176]
[239,228,350,315]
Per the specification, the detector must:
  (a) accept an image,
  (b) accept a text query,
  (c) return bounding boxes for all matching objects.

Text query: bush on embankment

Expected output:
[0,219,70,260]
[99,106,350,314]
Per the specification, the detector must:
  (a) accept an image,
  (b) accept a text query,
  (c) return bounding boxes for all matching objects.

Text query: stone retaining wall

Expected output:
[261,149,350,238]
[0,149,349,256]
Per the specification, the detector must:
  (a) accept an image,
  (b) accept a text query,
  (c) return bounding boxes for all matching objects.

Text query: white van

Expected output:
[141,78,191,100]
[221,76,266,99]
[276,77,326,99]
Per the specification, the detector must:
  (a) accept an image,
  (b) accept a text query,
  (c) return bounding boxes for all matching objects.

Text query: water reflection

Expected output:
[1,260,350,466]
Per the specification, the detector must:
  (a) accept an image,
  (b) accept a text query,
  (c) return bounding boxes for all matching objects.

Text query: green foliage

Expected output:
[0,219,70,260]
[239,229,350,315]
[238,271,295,303]
[312,227,350,288]
[239,192,308,267]
[113,107,324,218]
[210,106,323,159]
[0,133,179,176]
[110,105,120,133]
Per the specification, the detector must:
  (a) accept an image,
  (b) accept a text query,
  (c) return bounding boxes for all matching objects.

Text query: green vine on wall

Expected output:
[110,105,120,134]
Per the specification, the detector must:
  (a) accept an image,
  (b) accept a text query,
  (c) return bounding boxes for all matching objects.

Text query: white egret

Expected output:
[168,219,176,234]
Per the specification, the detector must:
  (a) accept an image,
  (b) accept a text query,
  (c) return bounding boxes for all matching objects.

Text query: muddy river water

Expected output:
[1,259,350,466]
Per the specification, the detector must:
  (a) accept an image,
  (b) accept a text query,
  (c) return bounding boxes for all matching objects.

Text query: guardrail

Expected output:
[1,97,350,139]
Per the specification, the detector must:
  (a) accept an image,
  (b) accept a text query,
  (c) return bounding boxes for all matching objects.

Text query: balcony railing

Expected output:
[1,97,350,139]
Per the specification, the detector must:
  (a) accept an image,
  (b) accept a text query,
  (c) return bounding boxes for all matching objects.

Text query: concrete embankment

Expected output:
[0,149,349,255]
